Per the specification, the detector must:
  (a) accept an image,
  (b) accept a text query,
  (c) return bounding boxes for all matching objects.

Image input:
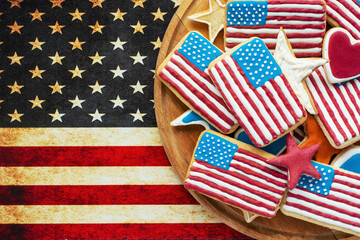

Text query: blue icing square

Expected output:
[182,110,216,131]
[178,32,222,72]
[227,1,268,26]
[194,132,238,170]
[232,38,282,88]
[296,162,335,196]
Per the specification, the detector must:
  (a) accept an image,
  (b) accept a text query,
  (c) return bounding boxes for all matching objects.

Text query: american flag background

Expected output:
[225,0,326,57]
[282,162,360,235]
[209,38,306,147]
[0,0,251,239]
[185,131,288,220]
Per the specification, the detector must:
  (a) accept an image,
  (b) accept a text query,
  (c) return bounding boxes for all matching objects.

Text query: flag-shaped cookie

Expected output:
[157,31,238,134]
[184,131,288,222]
[282,162,360,237]
[225,0,326,57]
[208,38,306,147]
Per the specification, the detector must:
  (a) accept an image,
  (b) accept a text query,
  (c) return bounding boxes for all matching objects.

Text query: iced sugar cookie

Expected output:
[158,31,238,134]
[331,146,360,174]
[225,0,326,57]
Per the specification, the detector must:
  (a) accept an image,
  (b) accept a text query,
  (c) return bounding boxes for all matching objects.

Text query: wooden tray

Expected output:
[154,0,357,239]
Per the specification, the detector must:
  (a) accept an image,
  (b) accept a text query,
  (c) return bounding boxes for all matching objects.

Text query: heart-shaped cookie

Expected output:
[324,27,360,83]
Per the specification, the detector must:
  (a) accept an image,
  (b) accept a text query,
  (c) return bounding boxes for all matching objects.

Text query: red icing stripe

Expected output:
[189,167,280,205]
[343,82,360,128]
[328,189,360,208]
[327,1,360,36]
[225,58,278,140]
[184,182,275,218]
[226,24,326,30]
[280,74,306,118]
[265,42,322,49]
[268,0,325,5]
[334,169,360,182]
[236,148,267,161]
[231,155,287,180]
[333,178,360,190]
[288,192,360,219]
[0,185,197,205]
[285,202,360,228]
[267,8,325,14]
[335,0,360,21]
[325,6,360,39]
[195,160,285,196]
[0,224,251,240]
[0,146,170,167]
[226,32,325,39]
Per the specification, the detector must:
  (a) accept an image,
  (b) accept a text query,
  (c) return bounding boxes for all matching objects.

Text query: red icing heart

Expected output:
[327,30,360,79]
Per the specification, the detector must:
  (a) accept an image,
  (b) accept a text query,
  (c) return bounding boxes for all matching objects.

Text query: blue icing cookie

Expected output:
[182,111,217,131]
[178,32,221,71]
[227,1,268,26]
[332,147,360,174]
[194,132,238,170]
[231,38,282,88]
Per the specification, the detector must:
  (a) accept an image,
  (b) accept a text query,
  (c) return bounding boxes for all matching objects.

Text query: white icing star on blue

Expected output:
[296,162,335,196]
[194,133,238,170]
[178,32,221,71]
[227,1,268,26]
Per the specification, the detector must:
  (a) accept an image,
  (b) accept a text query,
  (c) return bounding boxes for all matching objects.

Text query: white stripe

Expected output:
[347,82,360,118]
[267,4,324,10]
[0,166,182,185]
[186,179,277,216]
[330,189,360,204]
[266,12,324,18]
[168,58,237,123]
[327,0,360,30]
[333,178,360,195]
[290,188,360,214]
[339,84,360,135]
[234,152,287,175]
[162,68,232,130]
[189,171,278,207]
[230,160,287,184]
[0,128,162,146]
[282,204,360,233]
[269,48,322,53]
[226,37,323,44]
[285,196,360,230]
[326,6,360,39]
[226,27,324,34]
[305,70,345,144]
[257,87,289,131]
[192,161,284,199]
[0,205,220,224]
[210,63,264,145]
[225,57,276,140]
[274,76,304,119]
[265,81,296,125]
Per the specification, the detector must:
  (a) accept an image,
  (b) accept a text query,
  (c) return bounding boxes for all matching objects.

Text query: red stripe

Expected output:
[232,153,287,179]
[325,6,360,39]
[331,187,360,201]
[0,146,170,166]
[335,169,360,182]
[333,0,360,21]
[227,24,326,30]
[213,62,268,146]
[188,174,278,211]
[268,0,325,5]
[172,52,230,111]
[195,160,285,195]
[285,202,360,228]
[0,224,251,240]
[293,52,323,57]
[159,70,229,132]
[265,42,322,49]
[226,32,325,39]
[185,182,275,218]
[327,1,360,35]
[191,166,281,204]
[343,82,360,127]
[280,74,306,118]
[226,57,279,140]
[267,8,325,14]
[328,190,360,209]
[288,192,360,219]
[333,178,360,190]
[309,70,348,142]
[306,71,340,145]
[351,80,360,99]
[0,185,197,205]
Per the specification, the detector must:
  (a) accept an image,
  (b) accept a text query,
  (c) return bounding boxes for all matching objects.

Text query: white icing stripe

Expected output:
[257,87,289,131]
[327,0,360,30]
[266,12,324,18]
[339,85,360,135]
[226,37,323,44]
[186,178,277,215]
[274,76,304,119]
[226,27,324,34]
[330,189,360,204]
[289,188,360,214]
[264,81,296,125]
[234,152,287,175]
[230,160,288,184]
[333,176,360,192]
[230,167,285,191]
[210,67,263,145]
[226,57,281,136]
[269,48,322,53]
[283,203,360,233]
[189,167,279,206]
[347,83,360,118]
[162,69,232,130]
[305,70,345,144]
[171,56,237,123]
[326,6,360,39]
[193,161,284,199]
[267,4,324,10]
